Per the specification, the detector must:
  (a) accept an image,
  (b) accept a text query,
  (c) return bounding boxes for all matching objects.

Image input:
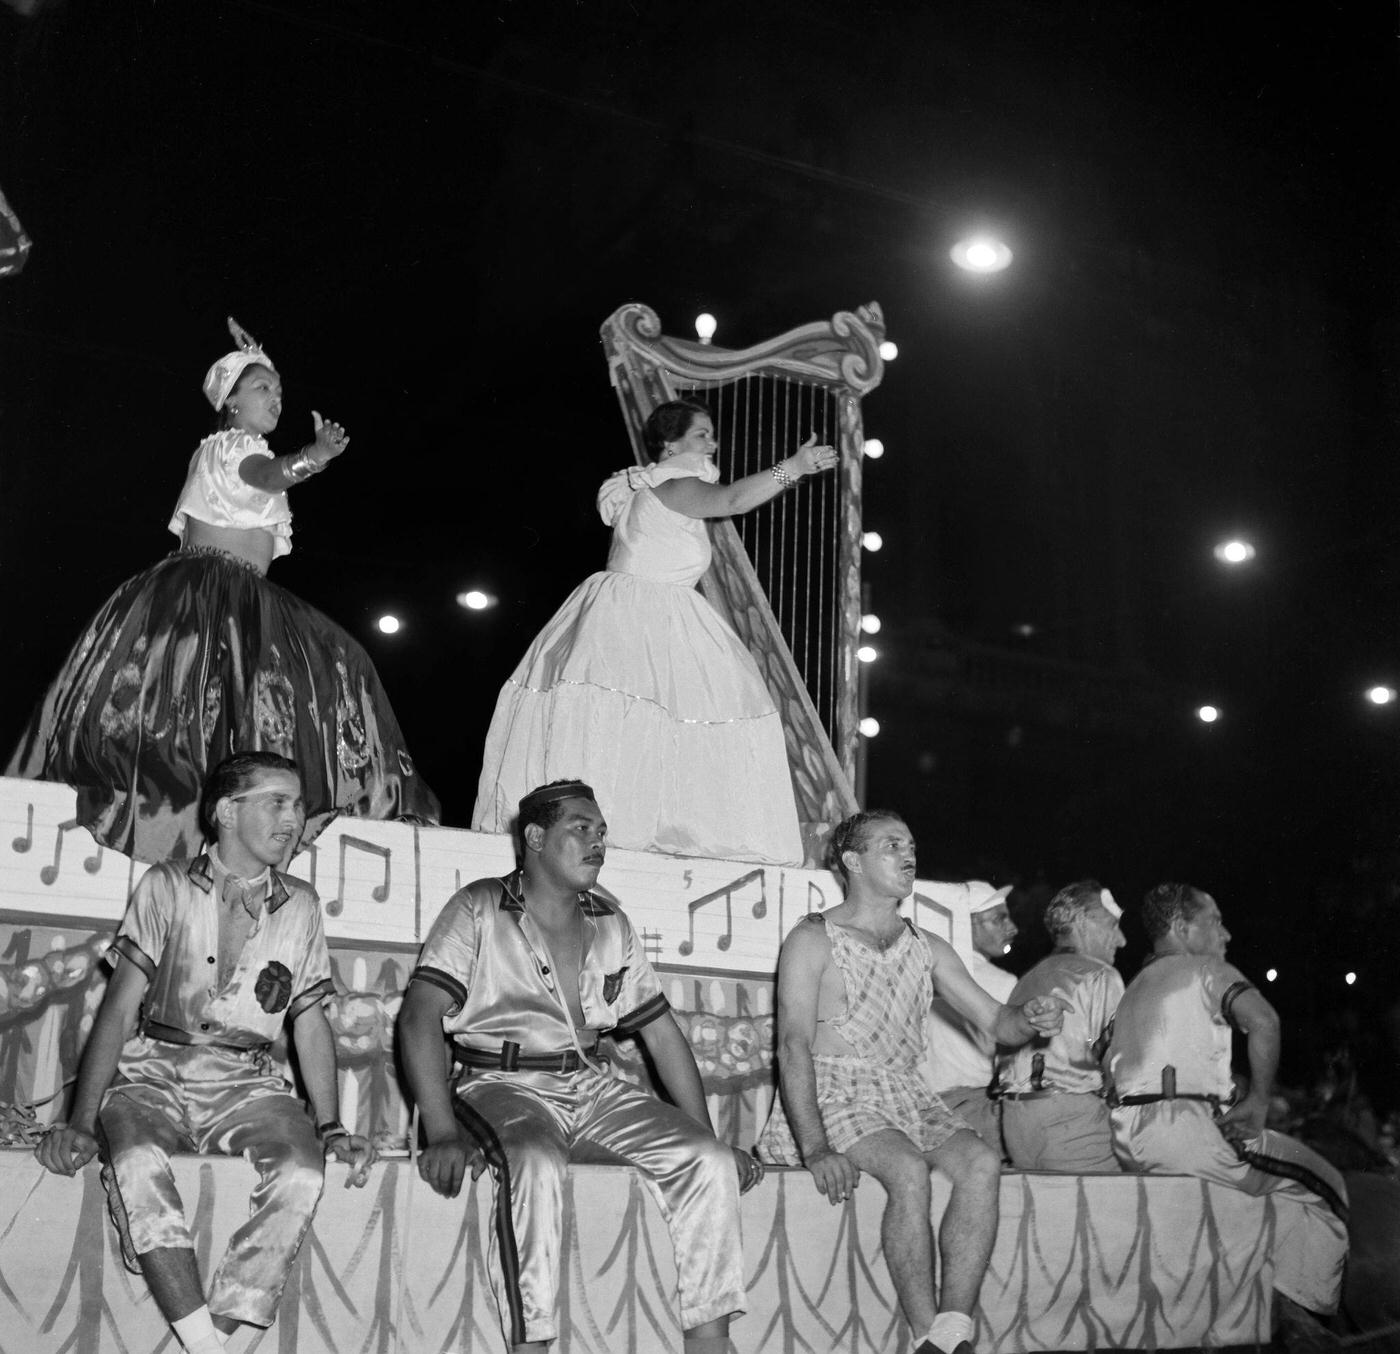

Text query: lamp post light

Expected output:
[1213,539,1256,565]
[950,235,1013,273]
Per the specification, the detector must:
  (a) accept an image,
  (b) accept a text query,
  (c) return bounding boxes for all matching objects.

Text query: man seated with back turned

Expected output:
[35,751,374,1354]
[1106,881,1349,1322]
[397,780,759,1354]
[995,879,1125,1171]
[758,810,1069,1354]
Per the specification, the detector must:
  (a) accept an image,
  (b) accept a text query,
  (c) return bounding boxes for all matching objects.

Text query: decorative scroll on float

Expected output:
[600,303,886,858]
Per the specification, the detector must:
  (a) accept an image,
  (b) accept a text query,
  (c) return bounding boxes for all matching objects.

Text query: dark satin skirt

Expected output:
[6,548,440,862]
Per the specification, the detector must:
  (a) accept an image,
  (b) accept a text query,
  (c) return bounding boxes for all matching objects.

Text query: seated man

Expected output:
[758,810,1067,1354]
[1106,882,1348,1319]
[35,751,374,1354]
[995,879,1125,1171]
[922,881,1018,1150]
[397,780,758,1354]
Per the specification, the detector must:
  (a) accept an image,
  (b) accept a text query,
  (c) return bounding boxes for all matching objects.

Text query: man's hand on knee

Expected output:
[417,1126,486,1199]
[804,1146,860,1204]
[35,1124,100,1177]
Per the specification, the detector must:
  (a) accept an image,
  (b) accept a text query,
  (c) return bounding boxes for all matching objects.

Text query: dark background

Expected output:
[3,1,1398,1100]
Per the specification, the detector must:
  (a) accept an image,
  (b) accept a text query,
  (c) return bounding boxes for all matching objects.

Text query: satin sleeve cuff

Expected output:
[109,934,156,981]
[410,966,468,1016]
[612,991,670,1036]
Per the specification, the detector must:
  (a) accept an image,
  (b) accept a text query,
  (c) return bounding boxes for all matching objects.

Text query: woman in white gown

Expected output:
[472,399,838,864]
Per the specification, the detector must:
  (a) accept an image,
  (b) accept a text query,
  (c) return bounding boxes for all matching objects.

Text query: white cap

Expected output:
[967,881,1013,915]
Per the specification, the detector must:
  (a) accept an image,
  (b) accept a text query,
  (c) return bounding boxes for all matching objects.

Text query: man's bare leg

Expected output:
[845,1129,940,1332]
[924,1129,1001,1315]
[138,1248,236,1347]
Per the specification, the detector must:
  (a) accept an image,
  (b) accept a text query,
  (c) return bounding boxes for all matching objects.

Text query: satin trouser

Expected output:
[1111,1100,1348,1313]
[99,1041,325,1327]
[457,1067,745,1346]
[1001,1094,1120,1172]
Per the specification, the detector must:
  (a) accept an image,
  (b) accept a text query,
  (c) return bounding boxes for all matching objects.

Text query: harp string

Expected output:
[694,370,845,748]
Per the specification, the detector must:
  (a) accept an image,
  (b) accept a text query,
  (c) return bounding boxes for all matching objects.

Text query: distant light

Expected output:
[878,341,899,361]
[1213,539,1256,565]
[377,615,401,635]
[860,614,882,634]
[859,716,881,737]
[1196,705,1220,724]
[456,590,496,611]
[1366,685,1396,706]
[951,236,1013,273]
[1013,622,1037,638]
[862,437,885,460]
[857,645,878,663]
[1345,971,1357,986]
[1265,968,1278,983]
[694,313,717,344]
[862,531,884,552]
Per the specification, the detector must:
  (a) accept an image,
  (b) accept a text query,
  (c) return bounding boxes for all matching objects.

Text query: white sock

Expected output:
[923,1311,974,1352]
[172,1308,223,1354]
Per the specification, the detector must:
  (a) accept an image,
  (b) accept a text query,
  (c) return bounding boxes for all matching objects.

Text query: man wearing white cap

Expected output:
[922,881,1018,1149]
[995,880,1125,1171]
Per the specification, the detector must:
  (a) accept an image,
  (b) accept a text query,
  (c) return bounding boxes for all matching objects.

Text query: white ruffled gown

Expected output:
[472,454,803,864]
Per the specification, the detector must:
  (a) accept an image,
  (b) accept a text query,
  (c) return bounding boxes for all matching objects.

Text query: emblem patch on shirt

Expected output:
[603,966,628,1004]
[255,960,293,1014]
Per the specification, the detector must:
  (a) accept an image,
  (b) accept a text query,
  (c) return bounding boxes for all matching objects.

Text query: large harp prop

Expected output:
[601,302,886,861]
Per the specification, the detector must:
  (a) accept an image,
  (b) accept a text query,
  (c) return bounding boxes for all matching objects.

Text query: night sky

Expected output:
[3,2,1399,1088]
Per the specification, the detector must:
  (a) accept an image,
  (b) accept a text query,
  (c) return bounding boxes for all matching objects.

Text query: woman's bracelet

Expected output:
[283,450,323,486]
[318,1119,350,1144]
[770,463,798,489]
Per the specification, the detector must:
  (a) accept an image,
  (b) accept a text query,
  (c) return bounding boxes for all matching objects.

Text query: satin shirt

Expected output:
[1106,953,1254,1101]
[111,854,334,1047]
[413,871,670,1066]
[168,430,294,557]
[997,950,1124,1095]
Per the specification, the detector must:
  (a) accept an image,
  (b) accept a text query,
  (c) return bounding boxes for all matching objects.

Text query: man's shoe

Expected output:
[913,1343,974,1354]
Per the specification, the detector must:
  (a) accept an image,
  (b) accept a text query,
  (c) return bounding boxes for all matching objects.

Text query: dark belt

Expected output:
[1110,1091,1224,1110]
[459,1040,596,1074]
[998,1089,1081,1102]
[140,1019,270,1056]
